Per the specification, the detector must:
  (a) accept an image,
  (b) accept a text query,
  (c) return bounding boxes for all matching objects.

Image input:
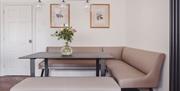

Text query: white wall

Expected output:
[125,0,169,91]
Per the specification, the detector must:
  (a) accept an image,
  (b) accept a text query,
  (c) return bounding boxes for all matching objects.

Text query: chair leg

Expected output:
[149,88,153,91]
[40,69,44,77]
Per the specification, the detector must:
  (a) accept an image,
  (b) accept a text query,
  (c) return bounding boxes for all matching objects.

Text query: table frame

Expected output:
[20,52,113,77]
[30,58,106,77]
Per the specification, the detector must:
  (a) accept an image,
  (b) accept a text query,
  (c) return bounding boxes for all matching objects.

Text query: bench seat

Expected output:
[106,60,147,88]
[107,60,145,80]
[10,77,121,91]
[39,60,96,70]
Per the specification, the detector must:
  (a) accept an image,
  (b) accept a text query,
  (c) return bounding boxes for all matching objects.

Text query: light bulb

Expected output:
[84,0,90,9]
[60,3,66,8]
[60,0,66,8]
[36,3,42,8]
[36,0,42,8]
[85,3,90,8]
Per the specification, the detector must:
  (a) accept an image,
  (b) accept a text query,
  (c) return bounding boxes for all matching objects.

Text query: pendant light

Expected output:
[84,0,90,9]
[36,0,43,8]
[60,0,66,8]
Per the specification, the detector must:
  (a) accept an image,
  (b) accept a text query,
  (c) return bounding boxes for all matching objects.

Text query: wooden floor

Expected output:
[0,76,29,91]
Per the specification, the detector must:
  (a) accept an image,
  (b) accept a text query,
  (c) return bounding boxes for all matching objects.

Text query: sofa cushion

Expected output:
[106,60,145,84]
[122,47,165,74]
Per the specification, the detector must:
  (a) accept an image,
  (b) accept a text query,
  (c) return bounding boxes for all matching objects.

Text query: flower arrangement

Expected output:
[52,26,76,55]
[52,26,76,44]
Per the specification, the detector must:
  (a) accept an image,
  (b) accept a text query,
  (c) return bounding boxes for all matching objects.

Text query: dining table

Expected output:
[19,52,114,77]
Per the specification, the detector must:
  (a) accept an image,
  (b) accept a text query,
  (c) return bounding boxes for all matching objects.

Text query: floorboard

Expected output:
[0,76,29,91]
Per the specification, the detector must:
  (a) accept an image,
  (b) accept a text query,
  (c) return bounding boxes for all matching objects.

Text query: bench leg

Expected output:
[149,88,153,91]
[101,60,106,76]
[121,88,152,91]
[96,59,100,77]
[41,69,44,77]
[121,88,139,91]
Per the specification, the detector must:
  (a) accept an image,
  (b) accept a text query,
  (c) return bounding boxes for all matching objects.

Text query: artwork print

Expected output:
[90,4,110,28]
[50,4,70,28]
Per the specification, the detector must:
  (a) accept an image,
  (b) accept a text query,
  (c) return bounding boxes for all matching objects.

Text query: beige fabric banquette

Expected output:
[39,47,165,89]
[106,47,165,89]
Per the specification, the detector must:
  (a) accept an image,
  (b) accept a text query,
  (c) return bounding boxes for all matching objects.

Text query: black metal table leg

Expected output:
[30,58,36,77]
[101,59,106,76]
[96,58,100,77]
[44,58,49,77]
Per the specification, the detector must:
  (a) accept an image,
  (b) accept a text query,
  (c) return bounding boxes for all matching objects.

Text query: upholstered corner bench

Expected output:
[38,47,165,91]
[10,77,120,91]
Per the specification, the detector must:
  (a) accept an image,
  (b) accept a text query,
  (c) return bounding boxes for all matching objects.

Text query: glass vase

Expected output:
[61,42,73,56]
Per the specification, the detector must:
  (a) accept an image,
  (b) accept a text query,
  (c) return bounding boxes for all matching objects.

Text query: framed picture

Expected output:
[90,4,110,28]
[50,4,70,28]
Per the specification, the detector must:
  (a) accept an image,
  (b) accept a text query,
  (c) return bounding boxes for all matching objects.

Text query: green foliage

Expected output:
[52,26,76,43]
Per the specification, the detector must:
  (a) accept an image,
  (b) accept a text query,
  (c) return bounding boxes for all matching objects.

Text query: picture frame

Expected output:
[50,4,70,28]
[90,4,110,28]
